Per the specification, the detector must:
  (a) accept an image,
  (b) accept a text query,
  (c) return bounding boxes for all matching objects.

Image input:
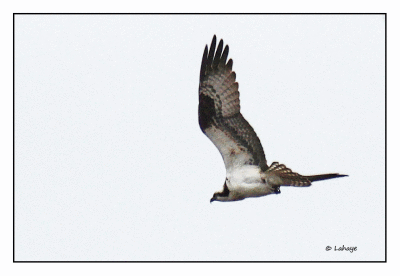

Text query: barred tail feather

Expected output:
[266,162,348,187]
[306,173,348,182]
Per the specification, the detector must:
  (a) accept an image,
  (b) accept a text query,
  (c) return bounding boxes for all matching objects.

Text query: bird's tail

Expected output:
[306,173,348,182]
[266,162,348,187]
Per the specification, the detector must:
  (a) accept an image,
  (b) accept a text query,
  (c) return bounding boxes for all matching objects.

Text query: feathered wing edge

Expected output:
[200,35,231,84]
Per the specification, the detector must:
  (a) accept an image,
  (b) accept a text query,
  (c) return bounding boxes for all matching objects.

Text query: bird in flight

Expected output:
[198,35,347,203]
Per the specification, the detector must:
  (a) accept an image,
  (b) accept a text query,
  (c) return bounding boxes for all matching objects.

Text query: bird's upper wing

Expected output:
[198,36,268,171]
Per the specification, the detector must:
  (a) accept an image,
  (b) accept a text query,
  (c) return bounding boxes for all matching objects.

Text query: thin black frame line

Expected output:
[13,13,15,263]
[13,13,386,15]
[384,13,387,263]
[13,261,385,263]
[12,13,387,263]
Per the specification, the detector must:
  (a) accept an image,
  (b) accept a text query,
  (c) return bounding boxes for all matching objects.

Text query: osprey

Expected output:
[199,35,347,203]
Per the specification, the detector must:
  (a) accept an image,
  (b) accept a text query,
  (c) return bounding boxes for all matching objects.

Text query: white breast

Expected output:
[227,165,261,183]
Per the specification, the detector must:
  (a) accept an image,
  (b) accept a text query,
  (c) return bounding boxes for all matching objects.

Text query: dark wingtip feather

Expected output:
[200,36,232,82]
[220,44,229,67]
[226,59,233,71]
[200,45,208,82]
[213,39,224,68]
[207,36,217,70]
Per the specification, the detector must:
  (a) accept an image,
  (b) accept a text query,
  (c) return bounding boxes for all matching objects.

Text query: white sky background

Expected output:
[14,15,385,261]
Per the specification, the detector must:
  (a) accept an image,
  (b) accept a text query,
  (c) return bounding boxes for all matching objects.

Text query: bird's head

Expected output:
[210,180,230,203]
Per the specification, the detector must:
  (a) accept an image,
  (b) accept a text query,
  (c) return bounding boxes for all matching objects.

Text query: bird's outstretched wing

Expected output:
[198,36,268,171]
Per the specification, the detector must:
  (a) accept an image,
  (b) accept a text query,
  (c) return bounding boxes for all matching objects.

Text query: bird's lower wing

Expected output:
[202,114,267,171]
[198,36,268,171]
